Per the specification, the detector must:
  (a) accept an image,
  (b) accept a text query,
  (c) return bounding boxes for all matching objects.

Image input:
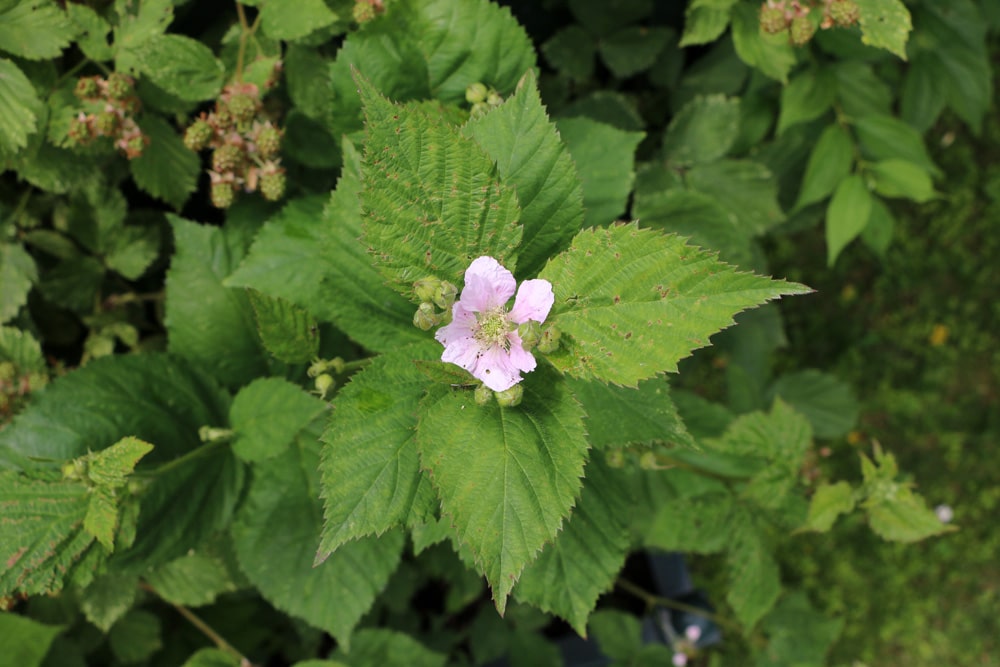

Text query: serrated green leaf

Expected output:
[225,168,420,353]
[230,377,326,463]
[0,471,94,596]
[462,71,584,277]
[318,343,440,555]
[556,117,644,227]
[598,25,671,78]
[259,0,337,41]
[795,123,854,210]
[542,25,595,82]
[358,76,523,291]
[769,370,859,439]
[129,115,199,209]
[757,592,844,667]
[568,376,694,449]
[78,572,138,632]
[83,486,118,551]
[568,0,651,36]
[0,612,63,667]
[113,0,173,71]
[777,67,836,135]
[869,159,936,203]
[679,0,737,47]
[860,195,894,257]
[0,325,44,371]
[232,439,404,648]
[245,290,320,364]
[730,3,796,83]
[859,449,955,543]
[144,550,241,607]
[417,367,589,613]
[182,648,241,667]
[36,255,102,312]
[329,628,446,667]
[285,45,333,120]
[661,94,741,167]
[588,609,643,662]
[0,242,37,323]
[0,354,228,469]
[67,4,113,61]
[833,61,891,118]
[103,224,160,280]
[799,481,855,533]
[115,446,245,571]
[129,34,223,102]
[899,56,946,133]
[851,114,940,178]
[856,0,911,59]
[109,609,161,664]
[165,216,269,388]
[825,173,872,265]
[645,491,734,553]
[0,0,75,60]
[686,159,784,235]
[514,459,631,635]
[0,58,40,156]
[538,224,809,387]
[87,437,155,488]
[727,519,781,629]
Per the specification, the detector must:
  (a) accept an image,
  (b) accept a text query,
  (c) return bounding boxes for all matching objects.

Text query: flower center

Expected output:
[474,307,511,349]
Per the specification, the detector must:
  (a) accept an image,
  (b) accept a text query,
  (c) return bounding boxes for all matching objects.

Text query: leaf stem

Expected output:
[141,582,255,666]
[615,577,743,634]
[234,3,262,83]
[133,440,224,479]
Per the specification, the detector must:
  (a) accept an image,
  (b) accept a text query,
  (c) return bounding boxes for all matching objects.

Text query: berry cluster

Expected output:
[183,82,286,209]
[68,73,147,159]
[465,82,504,116]
[760,0,860,46]
[352,0,385,24]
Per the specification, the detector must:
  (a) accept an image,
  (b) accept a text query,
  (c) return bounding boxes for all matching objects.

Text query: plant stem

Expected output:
[141,583,254,666]
[234,2,261,83]
[133,440,224,479]
[616,577,743,634]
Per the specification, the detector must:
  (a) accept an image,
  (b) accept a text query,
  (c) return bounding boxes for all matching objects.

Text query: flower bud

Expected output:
[536,325,561,353]
[639,451,658,469]
[486,91,503,107]
[315,373,335,399]
[62,458,87,481]
[474,384,493,406]
[199,426,234,443]
[433,281,457,310]
[495,384,523,408]
[413,277,440,303]
[606,449,625,468]
[517,320,542,351]
[413,302,440,331]
[466,82,488,104]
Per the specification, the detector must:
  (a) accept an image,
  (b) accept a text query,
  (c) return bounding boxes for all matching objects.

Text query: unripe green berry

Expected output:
[466,82,488,104]
[315,373,335,399]
[470,101,490,117]
[256,125,282,159]
[227,93,257,126]
[75,76,101,100]
[95,110,120,135]
[62,458,87,481]
[639,451,659,470]
[606,449,625,468]
[413,302,439,331]
[474,384,493,406]
[828,0,860,27]
[433,281,457,310]
[106,72,133,100]
[759,5,788,34]
[259,169,286,202]
[790,14,816,45]
[213,144,243,173]
[495,384,523,408]
[184,119,214,152]
[211,182,235,209]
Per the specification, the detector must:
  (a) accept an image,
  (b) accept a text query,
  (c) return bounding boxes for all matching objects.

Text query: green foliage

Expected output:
[856,0,912,59]
[245,289,320,364]
[230,377,326,462]
[0,612,63,667]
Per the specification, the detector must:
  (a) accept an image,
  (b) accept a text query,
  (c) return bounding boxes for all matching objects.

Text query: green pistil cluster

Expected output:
[475,308,512,349]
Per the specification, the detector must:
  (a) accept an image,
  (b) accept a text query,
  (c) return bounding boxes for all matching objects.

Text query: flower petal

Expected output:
[435,303,477,346]
[461,256,516,311]
[505,332,537,373]
[509,279,554,324]
[472,344,524,392]
[441,335,482,373]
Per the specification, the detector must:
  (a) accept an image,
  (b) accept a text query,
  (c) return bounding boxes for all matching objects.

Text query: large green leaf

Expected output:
[777,67,836,135]
[416,368,589,613]
[462,72,584,277]
[245,289,320,364]
[568,377,694,449]
[538,223,810,387]
[851,114,940,177]
[685,159,784,235]
[0,471,93,596]
[143,547,241,607]
[727,518,781,629]
[165,216,269,388]
[358,76,523,291]
[769,370,859,439]
[329,628,446,667]
[598,26,672,78]
[679,0,738,47]
[0,0,75,60]
[514,459,631,635]
[230,377,327,463]
[799,481,855,533]
[0,354,229,469]
[0,58,40,157]
[859,448,955,543]
[757,592,844,667]
[317,343,440,556]
[232,438,405,647]
[129,34,223,102]
[645,491,734,554]
[730,3,795,83]
[660,94,740,167]
[0,613,64,667]
[856,0,911,59]
[795,123,854,210]
[129,115,200,209]
[555,117,644,227]
[258,0,338,41]
[0,242,37,323]
[226,150,421,353]
[825,173,872,266]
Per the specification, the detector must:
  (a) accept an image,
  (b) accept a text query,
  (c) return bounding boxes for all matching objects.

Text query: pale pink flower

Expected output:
[435,256,554,392]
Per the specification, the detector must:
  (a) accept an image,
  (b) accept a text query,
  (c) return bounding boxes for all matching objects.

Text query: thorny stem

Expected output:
[616,578,744,635]
[141,582,254,666]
